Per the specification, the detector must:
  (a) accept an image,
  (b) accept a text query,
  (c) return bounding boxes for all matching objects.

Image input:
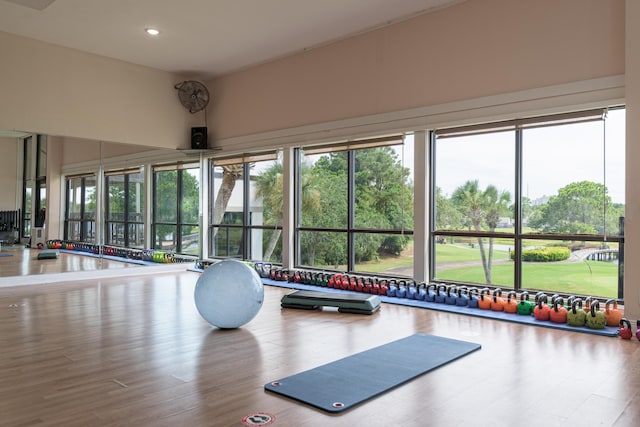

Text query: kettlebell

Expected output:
[378,279,389,296]
[456,286,469,307]
[478,288,492,310]
[435,284,447,303]
[468,287,479,308]
[549,296,568,324]
[604,299,623,327]
[491,288,505,312]
[619,318,633,339]
[396,280,408,298]
[425,284,437,302]
[636,320,640,341]
[567,298,587,327]
[586,300,607,329]
[517,291,534,315]
[445,285,458,305]
[416,283,427,301]
[406,281,418,299]
[387,279,398,297]
[533,293,550,321]
[504,291,518,314]
[582,296,593,315]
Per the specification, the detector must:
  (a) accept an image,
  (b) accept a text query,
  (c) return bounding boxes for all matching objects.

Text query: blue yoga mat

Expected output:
[264,333,480,413]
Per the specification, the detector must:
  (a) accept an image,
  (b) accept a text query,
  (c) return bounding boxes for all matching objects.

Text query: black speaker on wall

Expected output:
[191,126,208,149]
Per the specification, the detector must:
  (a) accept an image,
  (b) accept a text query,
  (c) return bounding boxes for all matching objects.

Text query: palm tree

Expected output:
[452,180,511,284]
[254,161,320,261]
[212,164,244,237]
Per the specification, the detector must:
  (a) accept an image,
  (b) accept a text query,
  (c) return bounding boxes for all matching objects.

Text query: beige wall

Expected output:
[0,136,19,210]
[625,0,639,318]
[208,0,624,142]
[0,31,196,150]
[62,138,156,165]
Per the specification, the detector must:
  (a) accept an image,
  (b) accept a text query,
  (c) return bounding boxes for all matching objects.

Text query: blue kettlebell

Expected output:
[456,286,469,306]
[406,281,418,299]
[445,285,458,305]
[387,279,398,297]
[396,280,408,298]
[425,284,437,302]
[416,282,427,301]
[468,287,479,308]
[435,284,447,303]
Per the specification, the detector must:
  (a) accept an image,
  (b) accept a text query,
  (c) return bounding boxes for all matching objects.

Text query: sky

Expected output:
[431,108,626,204]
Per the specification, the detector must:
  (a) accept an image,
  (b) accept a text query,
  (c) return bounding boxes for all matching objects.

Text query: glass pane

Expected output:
[434,131,514,233]
[250,228,282,263]
[106,221,125,246]
[37,136,47,178]
[299,150,347,228]
[298,230,347,269]
[128,223,144,249]
[212,226,243,258]
[212,163,244,225]
[181,225,199,255]
[181,168,200,224]
[154,224,177,251]
[154,170,177,223]
[605,108,625,236]
[82,220,96,243]
[67,177,83,220]
[251,156,283,227]
[434,237,514,288]
[354,140,414,232]
[520,239,619,298]
[354,233,413,277]
[67,221,81,241]
[107,175,125,221]
[523,116,624,236]
[127,172,145,223]
[83,176,96,220]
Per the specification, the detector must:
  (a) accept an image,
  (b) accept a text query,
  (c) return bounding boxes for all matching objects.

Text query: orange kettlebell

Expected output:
[491,288,505,312]
[478,288,492,310]
[604,299,623,327]
[504,291,518,314]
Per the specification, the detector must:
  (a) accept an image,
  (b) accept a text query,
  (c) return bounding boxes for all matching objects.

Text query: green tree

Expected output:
[528,181,622,234]
[452,180,511,284]
[435,186,462,229]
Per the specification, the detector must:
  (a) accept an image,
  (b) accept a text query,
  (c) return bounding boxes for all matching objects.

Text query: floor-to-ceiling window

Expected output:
[296,136,414,275]
[64,175,97,242]
[152,163,200,255]
[105,169,144,248]
[432,107,625,299]
[209,152,282,262]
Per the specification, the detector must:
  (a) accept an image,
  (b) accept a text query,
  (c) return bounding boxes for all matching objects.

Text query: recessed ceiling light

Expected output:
[145,28,160,36]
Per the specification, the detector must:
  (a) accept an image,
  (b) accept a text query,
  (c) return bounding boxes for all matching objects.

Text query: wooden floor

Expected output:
[1,253,640,426]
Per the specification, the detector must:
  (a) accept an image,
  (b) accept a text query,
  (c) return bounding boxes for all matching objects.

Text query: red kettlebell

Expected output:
[378,279,389,296]
[549,296,568,324]
[619,318,633,340]
[533,293,550,321]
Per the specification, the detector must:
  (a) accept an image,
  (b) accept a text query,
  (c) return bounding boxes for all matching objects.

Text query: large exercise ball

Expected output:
[194,259,264,329]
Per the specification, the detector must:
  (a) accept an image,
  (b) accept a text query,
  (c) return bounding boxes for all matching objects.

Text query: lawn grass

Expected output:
[435,243,510,263]
[437,261,618,298]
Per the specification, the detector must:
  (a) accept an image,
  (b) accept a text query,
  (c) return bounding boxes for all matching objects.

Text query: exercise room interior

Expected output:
[1,1,640,426]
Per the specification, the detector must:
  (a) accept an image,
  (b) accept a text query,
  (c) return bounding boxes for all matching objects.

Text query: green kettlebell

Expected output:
[516,291,534,315]
[567,298,587,327]
[586,300,606,329]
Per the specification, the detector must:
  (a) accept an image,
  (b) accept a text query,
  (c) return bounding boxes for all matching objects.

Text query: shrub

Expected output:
[511,247,571,262]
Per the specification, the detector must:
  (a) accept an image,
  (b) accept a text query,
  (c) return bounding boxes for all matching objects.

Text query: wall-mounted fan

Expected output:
[174,80,209,113]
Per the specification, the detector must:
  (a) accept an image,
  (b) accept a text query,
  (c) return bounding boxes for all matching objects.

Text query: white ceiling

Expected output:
[0,0,464,79]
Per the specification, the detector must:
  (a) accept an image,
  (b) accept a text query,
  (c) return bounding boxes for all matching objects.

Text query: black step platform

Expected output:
[281,290,381,315]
